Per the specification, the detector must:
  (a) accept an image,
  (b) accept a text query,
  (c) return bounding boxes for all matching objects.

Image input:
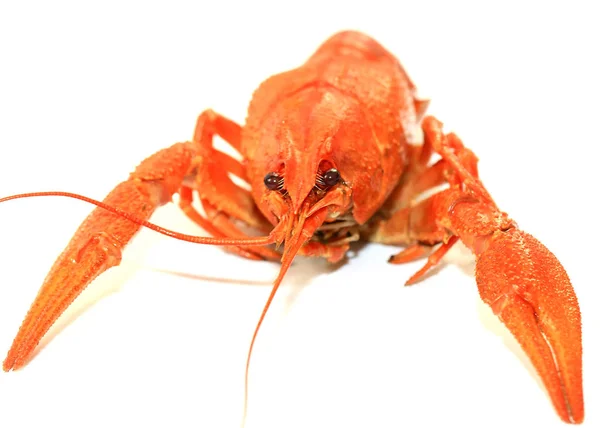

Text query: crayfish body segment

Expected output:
[1,31,583,424]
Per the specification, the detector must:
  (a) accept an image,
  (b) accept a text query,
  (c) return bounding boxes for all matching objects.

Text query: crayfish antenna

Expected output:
[0,192,275,247]
[476,228,583,424]
[242,205,329,425]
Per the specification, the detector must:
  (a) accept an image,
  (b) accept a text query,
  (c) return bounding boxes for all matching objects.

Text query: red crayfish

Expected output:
[0,31,584,424]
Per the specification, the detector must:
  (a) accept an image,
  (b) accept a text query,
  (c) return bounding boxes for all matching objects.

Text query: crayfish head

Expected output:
[248,85,406,228]
[261,162,354,250]
[263,161,353,216]
[251,97,358,225]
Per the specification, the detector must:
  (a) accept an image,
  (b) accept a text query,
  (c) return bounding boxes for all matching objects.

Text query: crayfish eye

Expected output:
[264,172,283,190]
[322,168,340,187]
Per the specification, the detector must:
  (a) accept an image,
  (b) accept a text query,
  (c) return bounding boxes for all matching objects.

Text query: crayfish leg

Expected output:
[179,187,279,261]
[387,243,431,264]
[184,110,278,261]
[402,236,459,285]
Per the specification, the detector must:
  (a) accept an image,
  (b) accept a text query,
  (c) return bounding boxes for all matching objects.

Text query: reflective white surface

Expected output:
[0,1,597,427]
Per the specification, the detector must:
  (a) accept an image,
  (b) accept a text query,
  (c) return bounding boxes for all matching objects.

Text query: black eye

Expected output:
[322,169,340,187]
[264,172,283,190]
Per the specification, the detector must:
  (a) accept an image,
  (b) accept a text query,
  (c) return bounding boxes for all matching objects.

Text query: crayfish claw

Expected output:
[3,178,173,371]
[3,231,124,372]
[475,228,583,424]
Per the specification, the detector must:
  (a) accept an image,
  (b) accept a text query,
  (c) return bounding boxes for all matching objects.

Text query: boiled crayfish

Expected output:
[1,31,584,424]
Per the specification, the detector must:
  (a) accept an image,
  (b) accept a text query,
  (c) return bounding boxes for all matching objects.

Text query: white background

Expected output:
[0,1,598,427]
